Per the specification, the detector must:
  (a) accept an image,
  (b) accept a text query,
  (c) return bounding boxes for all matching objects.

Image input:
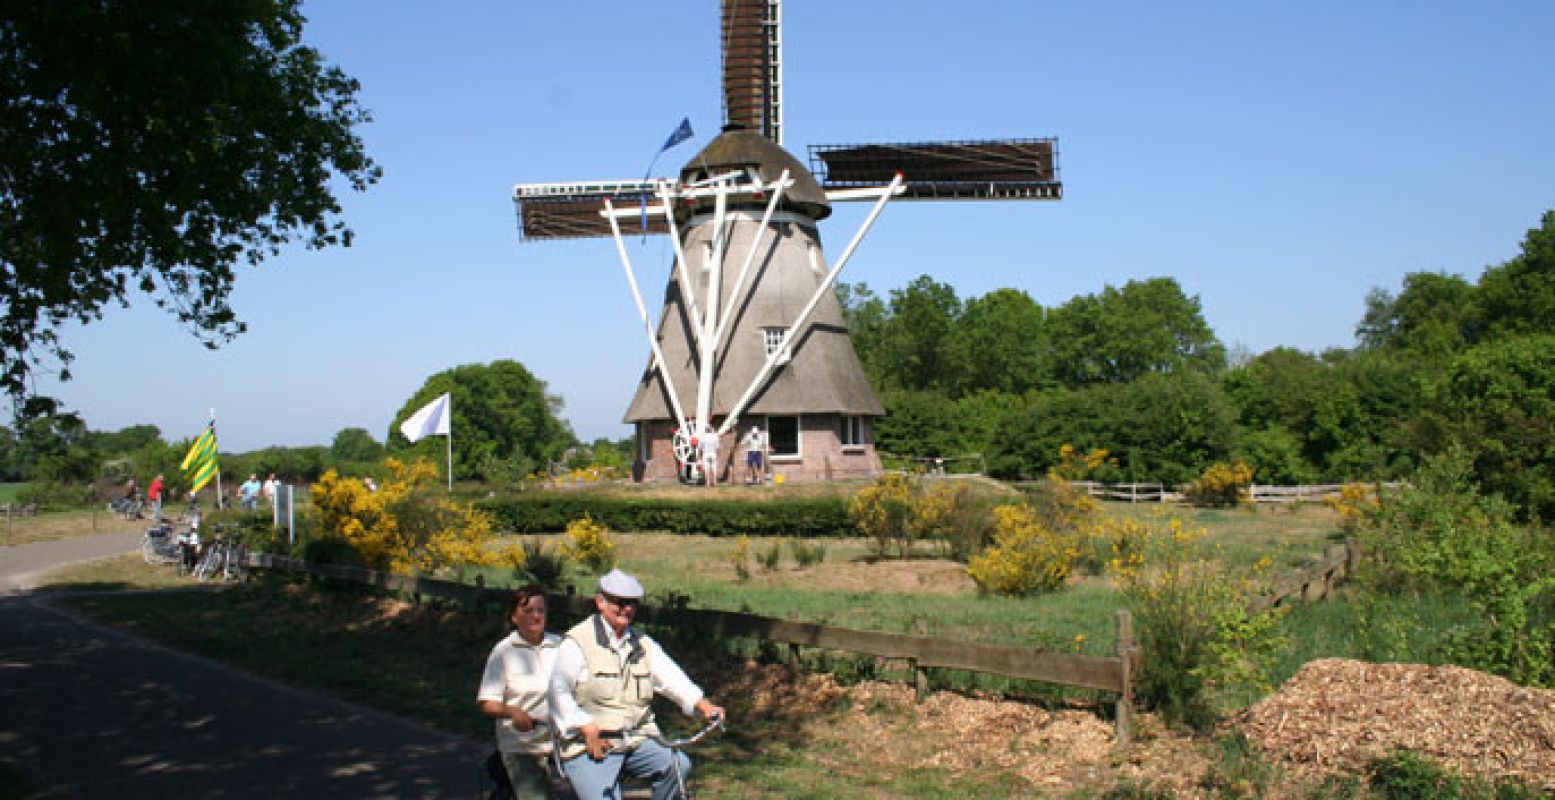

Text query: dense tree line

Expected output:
[845,209,1555,518]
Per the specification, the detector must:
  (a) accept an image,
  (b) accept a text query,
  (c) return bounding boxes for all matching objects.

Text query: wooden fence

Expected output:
[1040,481,1396,505]
[242,538,1370,743]
[1250,540,1362,613]
[2,502,41,518]
[246,553,1141,741]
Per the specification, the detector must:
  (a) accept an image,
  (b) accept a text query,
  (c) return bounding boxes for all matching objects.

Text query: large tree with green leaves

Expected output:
[947,288,1047,396]
[390,361,575,482]
[0,1,379,411]
[1476,210,1555,339]
[1355,272,1479,358]
[876,276,963,392]
[1045,277,1225,387]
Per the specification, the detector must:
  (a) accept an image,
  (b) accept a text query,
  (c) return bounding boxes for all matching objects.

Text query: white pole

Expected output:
[711,170,790,350]
[696,187,729,428]
[603,200,691,434]
[658,181,702,350]
[718,176,904,436]
[286,485,295,550]
[446,432,453,493]
[210,407,224,510]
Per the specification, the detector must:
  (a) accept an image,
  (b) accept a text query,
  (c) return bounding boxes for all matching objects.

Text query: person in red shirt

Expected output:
[147,474,165,520]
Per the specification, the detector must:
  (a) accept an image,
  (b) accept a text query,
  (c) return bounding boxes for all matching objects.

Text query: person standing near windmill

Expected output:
[699,420,721,487]
[741,425,766,484]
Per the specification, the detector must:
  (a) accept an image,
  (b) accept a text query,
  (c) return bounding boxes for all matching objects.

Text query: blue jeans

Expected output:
[562,739,691,800]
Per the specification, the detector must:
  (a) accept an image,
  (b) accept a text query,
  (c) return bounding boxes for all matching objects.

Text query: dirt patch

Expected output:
[1237,658,1555,789]
[787,557,977,595]
[712,661,1206,795]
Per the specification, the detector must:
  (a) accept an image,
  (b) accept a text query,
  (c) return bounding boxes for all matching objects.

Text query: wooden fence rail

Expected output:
[247,553,1139,740]
[1249,540,1362,613]
[1021,481,1398,505]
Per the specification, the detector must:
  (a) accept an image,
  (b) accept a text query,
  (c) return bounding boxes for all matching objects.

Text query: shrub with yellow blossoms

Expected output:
[849,472,918,559]
[560,513,616,573]
[1108,514,1285,730]
[312,458,523,575]
[1324,481,1379,532]
[1049,444,1118,482]
[966,503,1083,596]
[1184,460,1255,507]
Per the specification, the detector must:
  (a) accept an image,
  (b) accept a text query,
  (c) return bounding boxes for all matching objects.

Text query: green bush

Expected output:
[1367,750,1543,800]
[477,494,853,538]
[791,539,827,567]
[756,538,783,571]
[516,538,568,591]
[15,481,96,510]
[1357,450,1555,686]
[1111,515,1287,730]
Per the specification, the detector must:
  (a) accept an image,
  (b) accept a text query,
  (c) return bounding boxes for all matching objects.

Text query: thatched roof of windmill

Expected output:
[674,128,832,221]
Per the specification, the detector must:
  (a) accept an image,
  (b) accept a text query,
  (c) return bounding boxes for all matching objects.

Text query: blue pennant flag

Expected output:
[643,118,696,235]
[659,117,694,153]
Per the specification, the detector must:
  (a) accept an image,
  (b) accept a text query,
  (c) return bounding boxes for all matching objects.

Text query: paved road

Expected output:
[0,539,490,799]
[0,532,144,595]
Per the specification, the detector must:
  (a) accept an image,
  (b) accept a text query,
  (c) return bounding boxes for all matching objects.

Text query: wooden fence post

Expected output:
[912,619,929,702]
[1114,610,1134,744]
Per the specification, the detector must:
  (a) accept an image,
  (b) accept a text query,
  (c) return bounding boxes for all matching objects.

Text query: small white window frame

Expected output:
[766,415,802,460]
[841,415,867,449]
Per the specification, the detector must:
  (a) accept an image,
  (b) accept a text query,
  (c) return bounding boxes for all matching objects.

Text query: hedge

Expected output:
[476,495,854,538]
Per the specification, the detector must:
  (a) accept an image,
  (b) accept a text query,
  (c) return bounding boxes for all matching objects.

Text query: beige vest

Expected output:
[562,616,659,757]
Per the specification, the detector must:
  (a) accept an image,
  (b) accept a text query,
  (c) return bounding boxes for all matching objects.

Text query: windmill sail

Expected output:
[810,139,1062,201]
[722,0,782,143]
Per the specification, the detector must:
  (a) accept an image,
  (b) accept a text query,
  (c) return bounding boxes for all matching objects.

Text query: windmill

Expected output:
[512,0,1061,483]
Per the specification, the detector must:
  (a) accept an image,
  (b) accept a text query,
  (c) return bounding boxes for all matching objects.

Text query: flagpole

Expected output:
[211,408,224,510]
[446,395,453,492]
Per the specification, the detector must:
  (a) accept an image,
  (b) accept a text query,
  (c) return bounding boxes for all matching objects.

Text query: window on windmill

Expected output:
[841,415,866,448]
[768,416,800,458]
[762,327,792,364]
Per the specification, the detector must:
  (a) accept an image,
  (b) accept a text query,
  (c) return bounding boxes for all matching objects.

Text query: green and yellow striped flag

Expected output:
[181,423,219,493]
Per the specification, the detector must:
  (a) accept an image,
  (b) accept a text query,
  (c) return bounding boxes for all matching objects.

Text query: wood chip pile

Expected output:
[1237,658,1555,788]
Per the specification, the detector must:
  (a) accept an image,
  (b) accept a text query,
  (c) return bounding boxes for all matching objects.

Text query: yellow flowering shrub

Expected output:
[312,458,522,576]
[1049,444,1117,482]
[1325,481,1379,532]
[728,534,751,582]
[560,513,616,572]
[966,503,1083,595]
[849,473,917,558]
[1108,515,1285,729]
[908,481,994,561]
[1184,460,1255,507]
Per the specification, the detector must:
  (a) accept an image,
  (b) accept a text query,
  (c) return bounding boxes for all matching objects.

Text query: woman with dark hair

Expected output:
[477,585,562,798]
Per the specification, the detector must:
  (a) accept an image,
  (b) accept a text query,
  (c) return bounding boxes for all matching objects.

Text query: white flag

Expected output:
[399,392,451,443]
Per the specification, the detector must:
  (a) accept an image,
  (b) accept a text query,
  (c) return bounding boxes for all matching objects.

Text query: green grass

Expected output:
[1271,589,1483,686]
[479,532,1126,658]
[1106,501,1346,571]
[0,508,143,547]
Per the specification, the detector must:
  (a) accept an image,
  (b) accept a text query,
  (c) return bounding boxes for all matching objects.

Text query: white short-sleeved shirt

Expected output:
[477,630,563,754]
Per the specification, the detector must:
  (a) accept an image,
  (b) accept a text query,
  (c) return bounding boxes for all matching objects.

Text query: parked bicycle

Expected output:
[140,521,180,566]
[195,525,248,583]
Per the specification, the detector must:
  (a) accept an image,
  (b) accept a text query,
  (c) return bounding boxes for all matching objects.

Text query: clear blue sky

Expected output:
[40,1,1555,453]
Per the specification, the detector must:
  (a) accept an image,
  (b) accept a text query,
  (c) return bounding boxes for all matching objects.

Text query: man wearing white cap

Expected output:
[548,569,724,800]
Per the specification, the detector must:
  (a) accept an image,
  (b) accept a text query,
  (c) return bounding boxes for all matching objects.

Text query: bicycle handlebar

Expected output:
[647,714,724,750]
